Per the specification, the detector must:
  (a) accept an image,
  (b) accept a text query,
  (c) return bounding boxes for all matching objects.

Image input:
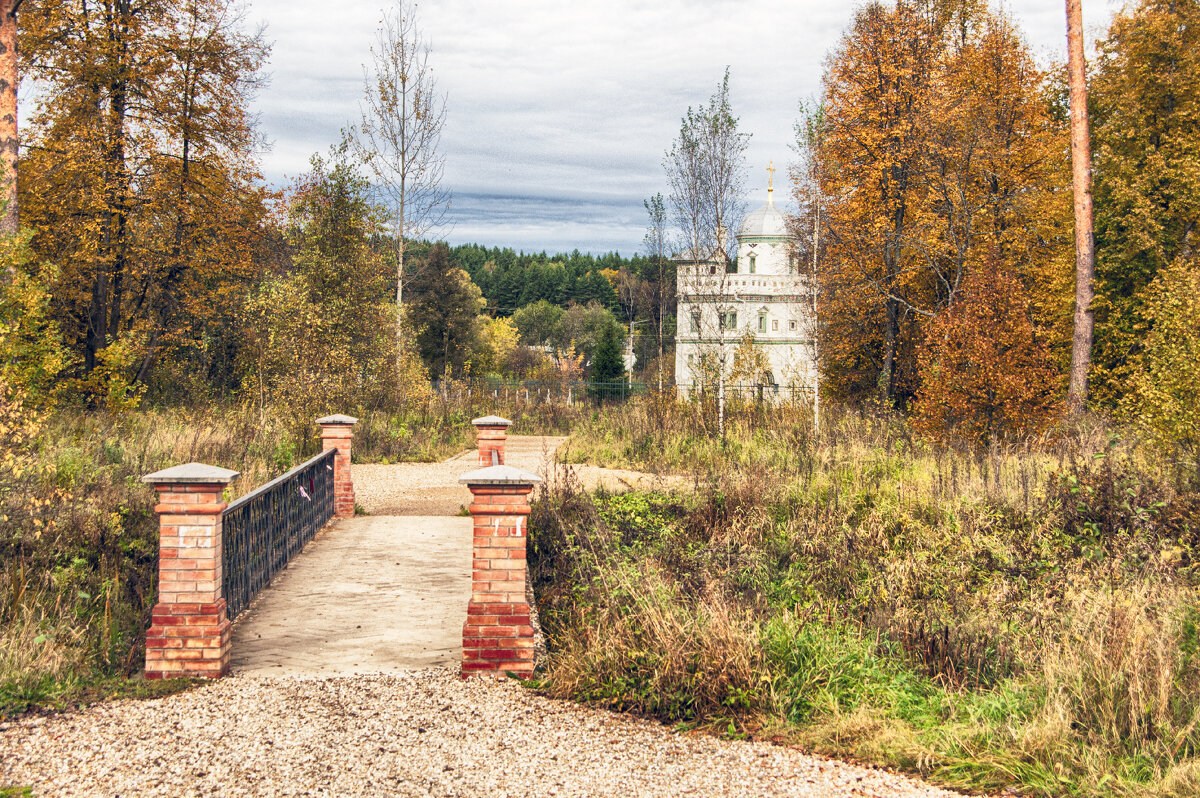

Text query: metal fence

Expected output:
[441,379,650,404]
[222,449,335,620]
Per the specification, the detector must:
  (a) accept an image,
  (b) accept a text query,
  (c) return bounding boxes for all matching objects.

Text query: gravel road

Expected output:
[353,436,688,516]
[0,671,973,798]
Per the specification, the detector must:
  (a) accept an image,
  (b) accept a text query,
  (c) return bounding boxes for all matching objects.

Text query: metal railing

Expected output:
[222,449,335,620]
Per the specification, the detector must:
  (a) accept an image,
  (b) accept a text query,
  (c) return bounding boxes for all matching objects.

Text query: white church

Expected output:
[673,166,817,400]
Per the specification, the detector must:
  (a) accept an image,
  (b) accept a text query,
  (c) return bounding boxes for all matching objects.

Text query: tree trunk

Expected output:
[0,0,18,238]
[880,296,899,402]
[1066,0,1096,410]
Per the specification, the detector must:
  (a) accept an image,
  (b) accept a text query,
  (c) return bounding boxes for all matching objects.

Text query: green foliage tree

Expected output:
[511,299,566,349]
[561,301,623,364]
[406,242,485,378]
[241,144,419,431]
[1090,0,1200,407]
[588,322,625,401]
[1119,264,1200,460]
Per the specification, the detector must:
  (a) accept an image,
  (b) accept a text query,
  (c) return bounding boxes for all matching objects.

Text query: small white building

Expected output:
[674,171,816,400]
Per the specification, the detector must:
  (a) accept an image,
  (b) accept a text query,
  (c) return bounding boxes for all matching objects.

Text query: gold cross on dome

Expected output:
[767,161,776,191]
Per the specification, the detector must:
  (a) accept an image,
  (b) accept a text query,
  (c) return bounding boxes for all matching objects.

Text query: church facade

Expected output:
[674,171,816,400]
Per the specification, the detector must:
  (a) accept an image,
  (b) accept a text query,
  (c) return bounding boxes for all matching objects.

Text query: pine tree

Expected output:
[588,322,625,401]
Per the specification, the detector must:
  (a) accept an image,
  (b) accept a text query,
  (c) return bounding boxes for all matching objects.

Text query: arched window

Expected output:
[748,254,756,274]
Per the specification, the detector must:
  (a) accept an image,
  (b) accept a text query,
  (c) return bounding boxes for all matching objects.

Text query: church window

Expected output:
[690,310,701,333]
[772,319,779,331]
[758,313,767,333]
[788,255,797,274]
[790,320,797,331]
[719,311,737,331]
[748,254,756,274]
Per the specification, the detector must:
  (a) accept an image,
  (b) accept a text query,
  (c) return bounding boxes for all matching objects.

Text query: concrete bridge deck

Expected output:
[229,435,685,676]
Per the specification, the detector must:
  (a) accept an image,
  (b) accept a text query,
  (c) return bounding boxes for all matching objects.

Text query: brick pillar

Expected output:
[317,414,358,518]
[141,463,239,680]
[472,415,512,467]
[459,465,541,677]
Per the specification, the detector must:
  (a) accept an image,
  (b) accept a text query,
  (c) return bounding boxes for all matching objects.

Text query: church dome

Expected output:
[738,192,790,240]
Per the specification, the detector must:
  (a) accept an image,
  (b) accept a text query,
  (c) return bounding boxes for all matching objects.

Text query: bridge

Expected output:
[138,415,664,680]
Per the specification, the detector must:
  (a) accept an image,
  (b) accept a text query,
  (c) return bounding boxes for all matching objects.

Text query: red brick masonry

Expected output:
[472,415,512,467]
[461,475,538,677]
[141,468,238,679]
[318,415,358,518]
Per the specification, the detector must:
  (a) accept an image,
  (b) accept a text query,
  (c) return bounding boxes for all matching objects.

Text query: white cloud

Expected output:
[239,0,1121,254]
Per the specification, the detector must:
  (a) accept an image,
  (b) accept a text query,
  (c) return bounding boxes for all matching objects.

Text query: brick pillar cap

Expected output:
[471,415,512,428]
[142,462,240,485]
[459,464,541,485]
[316,414,359,426]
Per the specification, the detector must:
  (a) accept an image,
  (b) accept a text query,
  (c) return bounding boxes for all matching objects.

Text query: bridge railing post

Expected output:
[459,464,541,677]
[141,463,239,679]
[472,415,512,467]
[317,414,358,518]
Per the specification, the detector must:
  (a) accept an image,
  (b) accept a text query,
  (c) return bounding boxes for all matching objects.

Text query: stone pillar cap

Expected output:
[142,463,240,485]
[471,415,512,428]
[459,465,542,485]
[316,414,359,426]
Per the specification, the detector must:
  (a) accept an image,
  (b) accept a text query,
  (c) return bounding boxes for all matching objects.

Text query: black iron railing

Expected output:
[222,449,335,620]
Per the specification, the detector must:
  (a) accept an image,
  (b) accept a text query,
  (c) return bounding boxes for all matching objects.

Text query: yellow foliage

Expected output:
[1119,264,1200,459]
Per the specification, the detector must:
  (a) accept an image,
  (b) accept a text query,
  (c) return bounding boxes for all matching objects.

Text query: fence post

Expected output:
[472,415,512,467]
[458,465,541,677]
[317,414,358,518]
[141,463,239,680]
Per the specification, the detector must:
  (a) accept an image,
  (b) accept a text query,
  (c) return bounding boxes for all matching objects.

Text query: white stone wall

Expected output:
[674,229,817,400]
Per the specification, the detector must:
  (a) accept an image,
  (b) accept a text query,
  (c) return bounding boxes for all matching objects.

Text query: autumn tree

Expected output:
[357,0,449,353]
[1089,0,1200,408]
[913,256,1060,443]
[19,0,271,400]
[810,1,940,404]
[807,1,1071,407]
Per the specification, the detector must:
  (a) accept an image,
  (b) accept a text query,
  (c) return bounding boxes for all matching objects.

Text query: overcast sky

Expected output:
[246,0,1121,256]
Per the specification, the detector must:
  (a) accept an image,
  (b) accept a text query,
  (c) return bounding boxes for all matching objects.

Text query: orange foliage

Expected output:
[805,3,1072,408]
[913,257,1061,443]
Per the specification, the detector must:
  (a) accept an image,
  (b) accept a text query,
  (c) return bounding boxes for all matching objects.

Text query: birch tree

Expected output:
[357,0,449,354]
[665,68,749,435]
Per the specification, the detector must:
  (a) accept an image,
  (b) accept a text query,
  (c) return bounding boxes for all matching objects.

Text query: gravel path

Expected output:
[354,436,687,515]
[0,671,973,798]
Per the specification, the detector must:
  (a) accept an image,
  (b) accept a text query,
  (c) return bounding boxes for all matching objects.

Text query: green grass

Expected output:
[0,674,198,719]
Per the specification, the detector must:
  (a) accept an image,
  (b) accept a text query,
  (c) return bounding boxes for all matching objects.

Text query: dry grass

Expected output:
[530,393,1200,797]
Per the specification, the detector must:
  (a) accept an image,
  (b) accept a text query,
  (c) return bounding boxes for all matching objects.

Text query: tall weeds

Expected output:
[531,394,1200,796]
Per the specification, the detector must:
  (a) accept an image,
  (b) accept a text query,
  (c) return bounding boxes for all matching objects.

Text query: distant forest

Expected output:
[407,242,652,317]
